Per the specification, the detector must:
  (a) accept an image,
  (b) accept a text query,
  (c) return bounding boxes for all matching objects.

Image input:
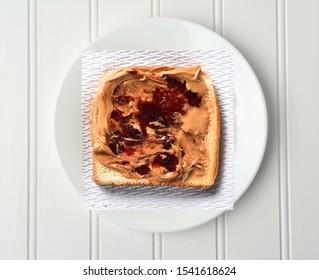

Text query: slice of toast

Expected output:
[90,65,220,188]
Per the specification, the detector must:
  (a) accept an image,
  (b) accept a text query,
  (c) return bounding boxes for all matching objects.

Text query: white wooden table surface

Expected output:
[1,0,319,260]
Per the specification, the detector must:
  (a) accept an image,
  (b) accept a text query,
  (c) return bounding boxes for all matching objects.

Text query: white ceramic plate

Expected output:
[55,18,267,233]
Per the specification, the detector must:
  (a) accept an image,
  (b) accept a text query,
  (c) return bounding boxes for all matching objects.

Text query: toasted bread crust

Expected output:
[90,68,220,188]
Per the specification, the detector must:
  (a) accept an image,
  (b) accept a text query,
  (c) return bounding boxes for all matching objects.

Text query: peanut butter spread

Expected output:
[91,65,211,184]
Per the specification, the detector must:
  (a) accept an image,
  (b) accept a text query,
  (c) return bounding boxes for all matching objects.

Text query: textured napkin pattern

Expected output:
[82,50,234,210]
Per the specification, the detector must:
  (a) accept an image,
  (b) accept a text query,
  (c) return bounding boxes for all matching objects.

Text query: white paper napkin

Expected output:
[82,50,234,210]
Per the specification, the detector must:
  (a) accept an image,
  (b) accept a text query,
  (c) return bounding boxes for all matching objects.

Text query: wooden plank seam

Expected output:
[214,0,227,260]
[151,0,163,260]
[276,0,291,260]
[152,0,161,17]
[27,0,38,260]
[89,0,101,260]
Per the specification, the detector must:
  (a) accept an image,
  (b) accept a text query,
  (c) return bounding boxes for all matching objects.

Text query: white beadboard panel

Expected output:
[89,0,101,261]
[223,0,280,259]
[36,0,90,259]
[162,221,217,260]
[97,0,154,260]
[159,0,217,260]
[0,0,28,259]
[286,0,319,260]
[161,0,214,29]
[99,0,151,33]
[215,0,226,261]
[99,217,153,259]
[277,0,290,260]
[28,0,37,260]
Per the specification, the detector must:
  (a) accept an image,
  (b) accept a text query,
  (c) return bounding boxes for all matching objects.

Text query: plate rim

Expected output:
[54,17,268,233]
